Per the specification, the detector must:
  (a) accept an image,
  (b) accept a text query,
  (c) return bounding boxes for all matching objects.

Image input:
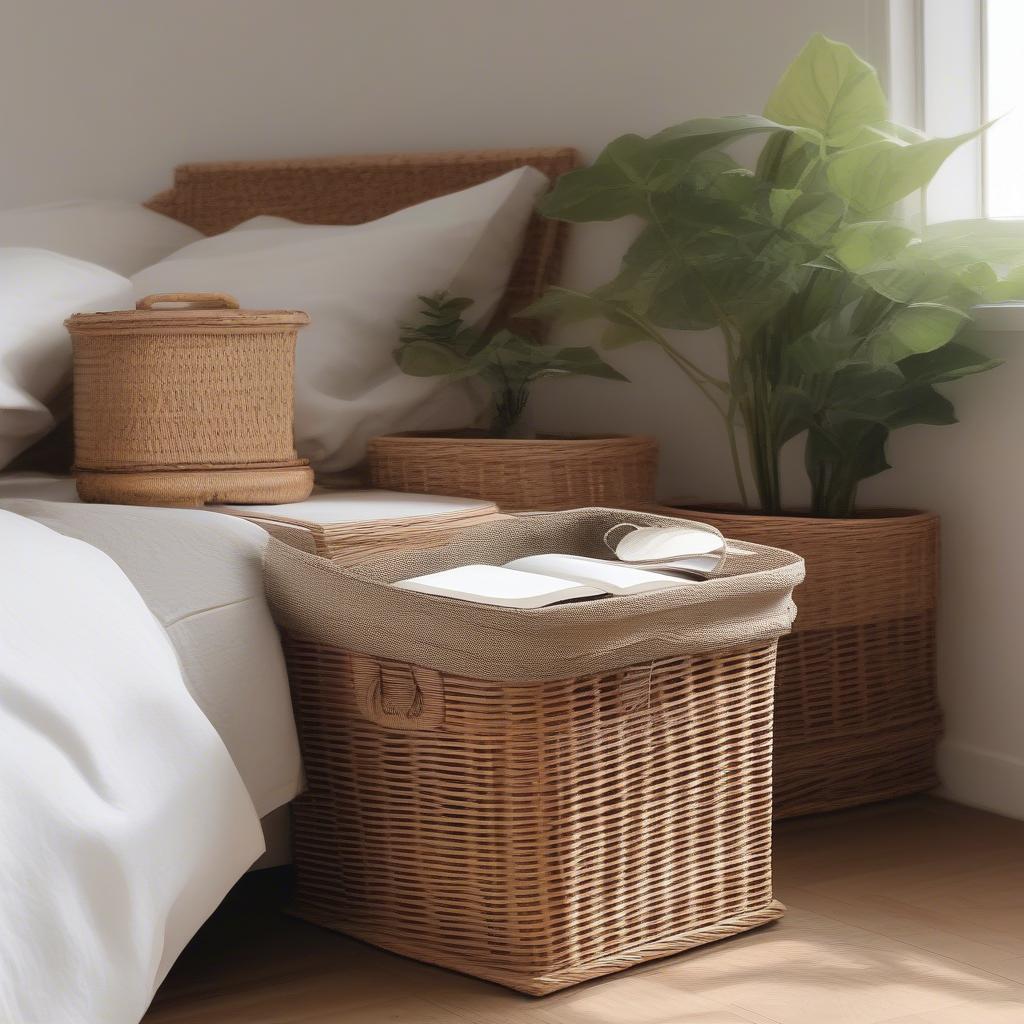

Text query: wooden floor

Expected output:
[144,798,1024,1024]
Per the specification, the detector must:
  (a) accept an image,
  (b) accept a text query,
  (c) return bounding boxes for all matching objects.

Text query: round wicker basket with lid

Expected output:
[67,292,313,507]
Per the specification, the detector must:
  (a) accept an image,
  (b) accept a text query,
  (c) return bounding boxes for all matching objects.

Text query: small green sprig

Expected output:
[395,292,628,437]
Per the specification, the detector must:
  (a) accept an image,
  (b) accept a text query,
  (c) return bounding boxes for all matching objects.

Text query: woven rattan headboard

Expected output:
[145,146,581,327]
[7,147,581,474]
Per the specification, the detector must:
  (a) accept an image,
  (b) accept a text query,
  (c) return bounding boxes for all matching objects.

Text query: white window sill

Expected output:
[972,304,1024,332]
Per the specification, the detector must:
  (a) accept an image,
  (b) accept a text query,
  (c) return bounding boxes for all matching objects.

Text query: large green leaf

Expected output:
[768,188,801,223]
[859,262,955,306]
[536,134,656,221]
[543,346,630,381]
[827,127,985,214]
[645,247,803,334]
[870,302,969,363]
[764,34,888,146]
[756,130,826,190]
[981,265,1024,303]
[913,221,1024,300]
[920,218,1024,260]
[645,114,793,161]
[644,149,742,194]
[882,386,956,428]
[831,221,915,272]
[825,364,904,413]
[539,118,793,223]
[827,366,957,426]
[786,305,863,374]
[769,189,847,243]
[899,341,1001,384]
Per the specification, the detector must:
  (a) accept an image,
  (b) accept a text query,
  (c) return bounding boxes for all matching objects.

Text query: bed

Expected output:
[0,146,577,1024]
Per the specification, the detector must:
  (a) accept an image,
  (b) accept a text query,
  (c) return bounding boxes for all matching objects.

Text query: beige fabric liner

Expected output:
[265,507,805,682]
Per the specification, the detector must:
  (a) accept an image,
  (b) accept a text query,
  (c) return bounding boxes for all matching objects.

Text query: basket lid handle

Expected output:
[136,292,240,310]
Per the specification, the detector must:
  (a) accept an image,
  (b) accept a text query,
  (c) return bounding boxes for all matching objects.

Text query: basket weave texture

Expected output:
[265,509,803,993]
[67,293,313,506]
[367,434,658,510]
[285,641,784,994]
[661,506,941,818]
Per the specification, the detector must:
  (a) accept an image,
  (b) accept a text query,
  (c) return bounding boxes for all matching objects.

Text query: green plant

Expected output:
[530,33,1024,516]
[395,292,627,437]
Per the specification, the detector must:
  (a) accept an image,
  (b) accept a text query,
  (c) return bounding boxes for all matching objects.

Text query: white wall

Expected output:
[860,320,1024,820]
[5,0,1018,818]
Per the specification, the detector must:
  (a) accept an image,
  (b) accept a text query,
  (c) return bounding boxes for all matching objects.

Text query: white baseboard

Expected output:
[937,739,1024,820]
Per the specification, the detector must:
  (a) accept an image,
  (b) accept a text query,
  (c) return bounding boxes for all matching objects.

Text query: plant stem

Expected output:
[711,306,761,511]
[623,311,728,392]
[641,194,754,508]
[624,309,750,507]
[725,391,751,510]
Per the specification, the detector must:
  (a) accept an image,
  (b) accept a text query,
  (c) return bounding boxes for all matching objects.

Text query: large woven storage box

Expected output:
[66,292,313,507]
[265,508,805,994]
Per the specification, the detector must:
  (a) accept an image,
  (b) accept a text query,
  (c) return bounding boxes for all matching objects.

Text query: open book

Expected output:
[392,553,705,609]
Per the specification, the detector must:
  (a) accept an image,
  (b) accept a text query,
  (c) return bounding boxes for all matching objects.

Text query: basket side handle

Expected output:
[350,653,446,731]
[136,292,240,310]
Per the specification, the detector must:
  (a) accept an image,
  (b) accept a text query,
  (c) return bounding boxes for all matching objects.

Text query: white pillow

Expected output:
[0,200,202,276]
[132,167,548,473]
[0,249,132,469]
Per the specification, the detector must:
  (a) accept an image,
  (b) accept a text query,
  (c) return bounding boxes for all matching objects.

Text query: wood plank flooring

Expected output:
[144,798,1024,1023]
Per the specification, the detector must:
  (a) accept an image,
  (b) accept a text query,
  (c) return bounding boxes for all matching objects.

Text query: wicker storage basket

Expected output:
[367,432,658,510]
[264,508,804,994]
[660,505,941,819]
[66,292,313,506]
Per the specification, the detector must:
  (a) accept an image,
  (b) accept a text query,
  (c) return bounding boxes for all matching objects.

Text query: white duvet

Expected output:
[0,508,268,1023]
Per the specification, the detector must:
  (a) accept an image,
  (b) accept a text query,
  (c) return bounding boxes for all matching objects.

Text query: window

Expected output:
[888,0,1024,319]
[983,0,1024,218]
[895,0,1024,222]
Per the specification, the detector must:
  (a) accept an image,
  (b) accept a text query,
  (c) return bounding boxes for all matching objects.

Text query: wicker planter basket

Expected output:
[264,508,804,994]
[367,432,658,510]
[66,292,313,507]
[661,505,941,819]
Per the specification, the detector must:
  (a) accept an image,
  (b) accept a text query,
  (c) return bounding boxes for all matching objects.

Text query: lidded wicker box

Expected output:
[265,508,805,994]
[66,292,313,506]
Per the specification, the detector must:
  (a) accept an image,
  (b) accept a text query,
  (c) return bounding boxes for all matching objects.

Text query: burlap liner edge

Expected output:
[263,507,806,681]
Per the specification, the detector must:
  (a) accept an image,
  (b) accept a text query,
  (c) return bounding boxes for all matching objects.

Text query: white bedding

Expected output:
[0,474,302,817]
[0,509,265,1024]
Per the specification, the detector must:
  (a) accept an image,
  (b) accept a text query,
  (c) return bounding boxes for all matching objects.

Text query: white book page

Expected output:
[643,554,721,575]
[393,564,604,609]
[505,554,693,595]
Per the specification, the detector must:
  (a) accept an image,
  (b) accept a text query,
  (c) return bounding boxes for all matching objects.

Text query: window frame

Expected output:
[874,0,1024,326]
